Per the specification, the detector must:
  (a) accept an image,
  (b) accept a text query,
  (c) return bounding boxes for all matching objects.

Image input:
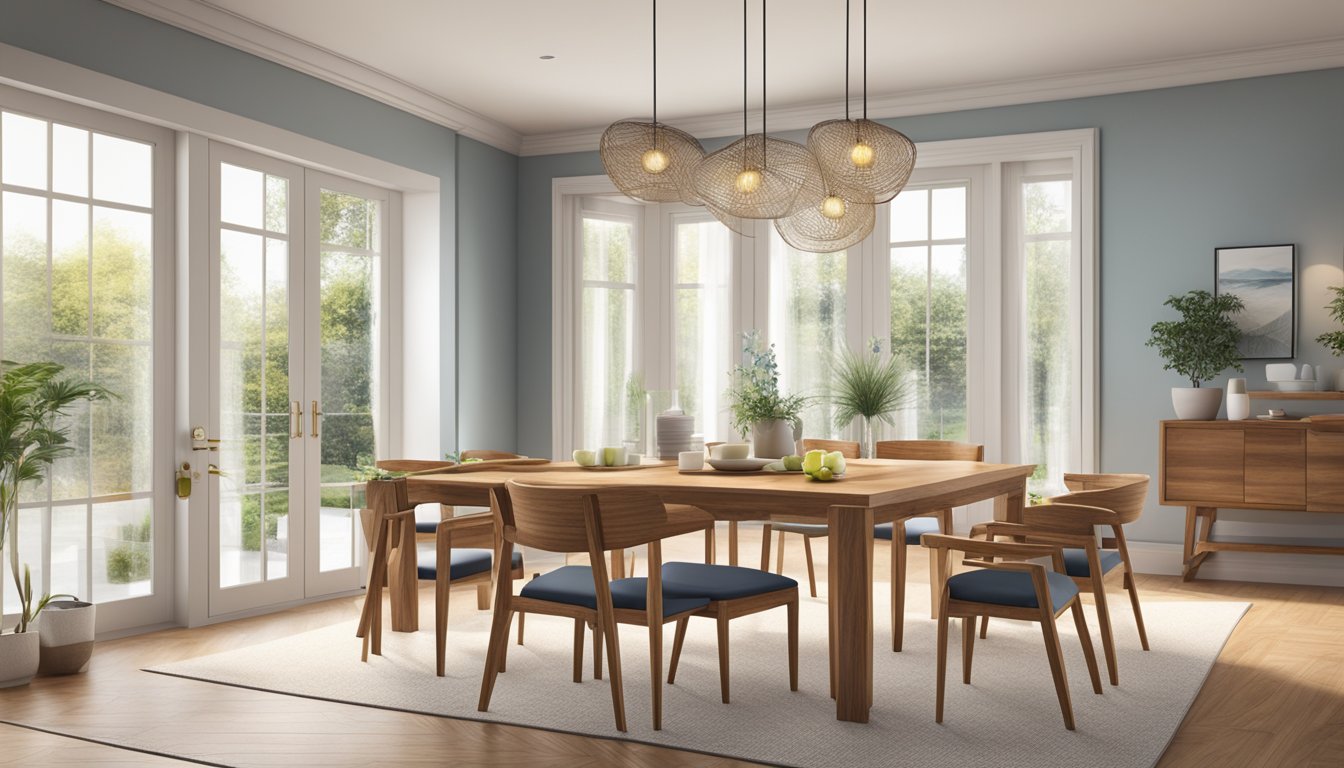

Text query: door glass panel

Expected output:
[1022,177,1074,495]
[317,189,380,573]
[1,111,47,188]
[52,124,89,197]
[91,133,151,207]
[770,230,846,440]
[673,218,732,442]
[579,216,636,449]
[217,172,292,588]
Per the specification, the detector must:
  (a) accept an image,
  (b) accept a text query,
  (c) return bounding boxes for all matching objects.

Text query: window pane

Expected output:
[580,285,635,449]
[674,220,732,441]
[92,133,151,207]
[931,186,966,240]
[582,217,634,283]
[1,507,44,609]
[771,232,846,440]
[265,174,288,234]
[320,190,370,248]
[1024,223,1073,495]
[2,192,51,350]
[92,497,153,602]
[1025,179,1071,235]
[91,343,152,496]
[888,239,968,442]
[52,123,89,197]
[220,162,263,229]
[92,206,153,340]
[50,341,92,501]
[2,111,48,189]
[50,503,88,599]
[52,200,90,336]
[889,188,927,242]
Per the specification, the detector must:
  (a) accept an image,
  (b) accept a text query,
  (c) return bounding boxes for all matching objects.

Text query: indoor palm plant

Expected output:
[726,330,807,458]
[831,338,911,457]
[0,361,107,687]
[1146,290,1244,419]
[1315,285,1344,390]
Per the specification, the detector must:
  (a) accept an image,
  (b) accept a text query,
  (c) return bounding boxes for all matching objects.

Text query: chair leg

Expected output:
[935,600,950,723]
[1092,574,1119,686]
[962,615,975,684]
[435,569,450,677]
[1071,599,1103,694]
[1040,612,1076,730]
[802,536,818,598]
[592,622,603,680]
[572,618,585,683]
[892,535,906,652]
[728,521,739,567]
[704,523,716,564]
[668,617,689,684]
[787,596,799,692]
[476,582,490,610]
[716,611,732,704]
[775,530,786,575]
[1125,570,1151,651]
[516,610,526,645]
[359,513,390,661]
[649,617,664,730]
[760,523,773,571]
[980,615,989,639]
[597,605,627,732]
[476,589,514,713]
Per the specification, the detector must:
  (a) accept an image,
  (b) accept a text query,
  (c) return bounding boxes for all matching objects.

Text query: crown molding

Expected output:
[519,35,1344,156]
[103,0,523,154]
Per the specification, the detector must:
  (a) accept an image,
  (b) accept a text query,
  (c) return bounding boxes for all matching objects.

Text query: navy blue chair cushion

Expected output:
[415,520,437,535]
[875,516,941,544]
[659,562,797,601]
[520,565,710,617]
[947,568,1078,613]
[416,548,522,581]
[1061,548,1123,578]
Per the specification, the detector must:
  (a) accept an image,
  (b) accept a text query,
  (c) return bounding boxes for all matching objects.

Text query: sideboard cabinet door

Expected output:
[1163,426,1245,504]
[1307,429,1344,512]
[1245,430,1306,507]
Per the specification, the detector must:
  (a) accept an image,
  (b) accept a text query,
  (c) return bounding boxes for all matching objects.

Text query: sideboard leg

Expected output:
[1182,506,1216,581]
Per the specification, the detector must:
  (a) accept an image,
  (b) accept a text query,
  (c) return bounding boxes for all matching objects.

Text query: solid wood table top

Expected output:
[401,459,1034,522]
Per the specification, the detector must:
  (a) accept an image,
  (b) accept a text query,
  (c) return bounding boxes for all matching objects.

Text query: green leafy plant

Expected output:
[726,330,808,437]
[1316,285,1344,356]
[830,338,911,430]
[1146,290,1245,387]
[0,360,109,633]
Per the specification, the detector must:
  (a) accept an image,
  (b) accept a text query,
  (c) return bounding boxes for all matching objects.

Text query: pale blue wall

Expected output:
[0,0,520,456]
[516,68,1344,545]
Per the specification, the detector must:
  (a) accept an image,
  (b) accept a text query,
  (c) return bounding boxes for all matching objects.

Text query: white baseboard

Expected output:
[1127,540,1344,588]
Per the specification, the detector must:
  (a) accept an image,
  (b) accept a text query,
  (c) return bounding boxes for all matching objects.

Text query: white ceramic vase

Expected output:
[0,630,41,688]
[1172,387,1223,420]
[37,600,96,675]
[751,419,799,459]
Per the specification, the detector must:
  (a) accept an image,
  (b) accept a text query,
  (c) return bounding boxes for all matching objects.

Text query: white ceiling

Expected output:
[117,0,1344,151]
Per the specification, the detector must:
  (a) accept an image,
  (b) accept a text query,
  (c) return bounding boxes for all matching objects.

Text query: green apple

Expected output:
[823,451,846,476]
[782,454,804,472]
[572,449,597,467]
[801,449,825,475]
[813,466,834,482]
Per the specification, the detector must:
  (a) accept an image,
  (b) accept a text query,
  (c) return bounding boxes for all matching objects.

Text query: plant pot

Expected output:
[37,600,96,675]
[0,630,41,688]
[1172,387,1223,420]
[751,419,799,459]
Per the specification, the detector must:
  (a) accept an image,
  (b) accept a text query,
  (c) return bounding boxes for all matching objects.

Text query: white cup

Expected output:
[710,442,750,460]
[678,451,704,471]
[626,453,644,465]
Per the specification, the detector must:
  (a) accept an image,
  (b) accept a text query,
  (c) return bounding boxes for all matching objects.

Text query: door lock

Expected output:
[291,400,304,439]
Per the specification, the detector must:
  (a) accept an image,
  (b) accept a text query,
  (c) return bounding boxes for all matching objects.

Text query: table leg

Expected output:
[728,521,739,567]
[993,479,1027,523]
[388,513,419,632]
[828,505,874,723]
[610,548,627,579]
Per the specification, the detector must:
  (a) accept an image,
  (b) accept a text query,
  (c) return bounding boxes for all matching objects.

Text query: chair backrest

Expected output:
[495,479,670,554]
[375,458,454,473]
[802,439,860,458]
[1053,473,1149,524]
[875,440,984,462]
[462,449,523,461]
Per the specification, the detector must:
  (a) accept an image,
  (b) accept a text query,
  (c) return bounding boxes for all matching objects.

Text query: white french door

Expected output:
[207,143,393,616]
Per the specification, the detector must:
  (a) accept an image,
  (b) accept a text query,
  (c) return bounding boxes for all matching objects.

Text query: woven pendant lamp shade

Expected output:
[601,120,705,204]
[775,178,875,252]
[695,133,823,220]
[808,118,916,204]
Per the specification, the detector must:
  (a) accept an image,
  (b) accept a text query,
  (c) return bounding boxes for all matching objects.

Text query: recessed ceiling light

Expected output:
[539,55,556,60]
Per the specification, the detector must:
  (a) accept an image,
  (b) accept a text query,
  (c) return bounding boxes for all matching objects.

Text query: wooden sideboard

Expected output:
[1158,417,1344,580]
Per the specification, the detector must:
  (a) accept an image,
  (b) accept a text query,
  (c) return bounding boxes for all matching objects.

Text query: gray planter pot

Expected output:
[751,419,801,459]
[0,630,40,688]
[37,600,96,675]
[1171,387,1223,420]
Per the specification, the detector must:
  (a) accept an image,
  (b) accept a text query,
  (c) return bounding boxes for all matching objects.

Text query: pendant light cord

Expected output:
[762,0,767,167]
[862,0,868,120]
[845,0,850,122]
[652,0,657,127]
[742,0,747,144]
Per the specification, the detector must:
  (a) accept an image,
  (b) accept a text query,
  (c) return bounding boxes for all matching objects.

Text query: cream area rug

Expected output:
[149,583,1247,768]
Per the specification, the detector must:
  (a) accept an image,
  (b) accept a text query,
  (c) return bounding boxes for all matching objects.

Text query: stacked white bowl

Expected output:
[1266,363,1316,391]
[655,409,695,459]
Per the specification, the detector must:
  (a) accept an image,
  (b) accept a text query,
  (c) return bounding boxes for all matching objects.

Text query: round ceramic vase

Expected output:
[37,600,96,675]
[0,631,41,688]
[1172,387,1223,420]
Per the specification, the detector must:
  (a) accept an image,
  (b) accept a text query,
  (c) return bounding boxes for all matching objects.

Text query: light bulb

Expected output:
[850,141,875,168]
[735,168,762,194]
[641,147,669,174]
[820,195,847,219]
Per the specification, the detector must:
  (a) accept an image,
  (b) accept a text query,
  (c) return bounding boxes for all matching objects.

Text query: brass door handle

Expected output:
[291,400,304,439]
[311,400,322,438]
[207,463,229,477]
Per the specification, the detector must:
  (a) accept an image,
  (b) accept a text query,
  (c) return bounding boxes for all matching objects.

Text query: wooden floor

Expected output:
[2,523,1342,767]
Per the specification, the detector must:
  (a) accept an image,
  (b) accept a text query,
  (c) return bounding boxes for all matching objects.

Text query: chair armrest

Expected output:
[921,533,1058,560]
[1025,502,1119,529]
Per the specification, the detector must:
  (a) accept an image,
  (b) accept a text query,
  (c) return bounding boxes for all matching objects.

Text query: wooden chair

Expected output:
[874,440,984,651]
[759,439,860,597]
[355,478,524,677]
[478,480,798,731]
[975,473,1151,685]
[923,533,1102,730]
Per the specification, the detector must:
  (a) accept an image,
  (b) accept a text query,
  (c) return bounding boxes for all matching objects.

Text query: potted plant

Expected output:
[0,360,107,687]
[1315,285,1344,391]
[1146,290,1245,420]
[831,338,911,457]
[726,330,807,458]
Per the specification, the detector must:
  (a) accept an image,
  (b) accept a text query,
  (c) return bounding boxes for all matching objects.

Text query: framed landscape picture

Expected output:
[1214,244,1295,359]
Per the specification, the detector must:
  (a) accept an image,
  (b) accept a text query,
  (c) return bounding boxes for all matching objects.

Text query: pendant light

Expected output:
[600,0,705,205]
[807,0,916,204]
[695,0,821,224]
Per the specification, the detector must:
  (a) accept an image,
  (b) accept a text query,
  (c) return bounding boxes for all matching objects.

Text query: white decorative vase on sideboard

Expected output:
[1226,378,1251,420]
[0,631,41,688]
[1172,387,1223,420]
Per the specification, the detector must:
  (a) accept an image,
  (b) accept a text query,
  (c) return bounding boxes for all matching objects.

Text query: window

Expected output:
[769,231,848,440]
[577,203,639,449]
[673,215,733,441]
[0,92,172,625]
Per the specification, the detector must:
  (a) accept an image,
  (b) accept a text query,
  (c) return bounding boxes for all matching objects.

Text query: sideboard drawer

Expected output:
[1164,427,1244,504]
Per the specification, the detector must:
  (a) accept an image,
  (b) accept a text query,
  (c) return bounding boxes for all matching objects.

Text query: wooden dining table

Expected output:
[372,458,1033,723]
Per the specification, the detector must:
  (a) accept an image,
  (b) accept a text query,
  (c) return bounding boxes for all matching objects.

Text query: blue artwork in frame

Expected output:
[1214,244,1295,359]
